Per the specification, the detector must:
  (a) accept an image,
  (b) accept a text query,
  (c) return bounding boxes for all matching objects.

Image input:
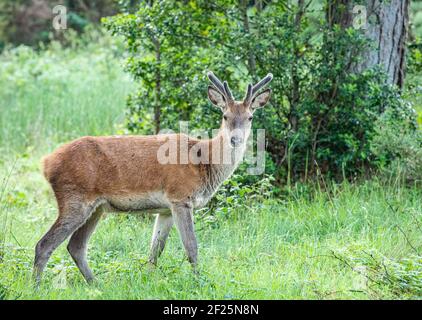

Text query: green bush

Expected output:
[197,174,276,228]
[105,1,417,182]
[371,110,422,184]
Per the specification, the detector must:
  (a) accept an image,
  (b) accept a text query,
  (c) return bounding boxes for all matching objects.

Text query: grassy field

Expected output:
[0,32,132,154]
[0,36,421,300]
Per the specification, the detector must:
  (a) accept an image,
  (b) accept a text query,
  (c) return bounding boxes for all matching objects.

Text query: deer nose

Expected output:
[230,136,243,147]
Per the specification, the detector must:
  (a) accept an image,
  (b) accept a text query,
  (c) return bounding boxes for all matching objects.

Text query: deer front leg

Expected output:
[149,213,174,265]
[171,201,198,271]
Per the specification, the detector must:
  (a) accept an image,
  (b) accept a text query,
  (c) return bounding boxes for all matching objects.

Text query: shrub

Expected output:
[105,1,417,182]
[371,109,422,184]
[197,174,276,228]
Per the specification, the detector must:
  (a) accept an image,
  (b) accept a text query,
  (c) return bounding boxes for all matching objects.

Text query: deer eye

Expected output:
[248,116,253,121]
[223,115,228,121]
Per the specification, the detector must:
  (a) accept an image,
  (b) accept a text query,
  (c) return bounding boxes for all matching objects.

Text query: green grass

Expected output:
[0,33,421,300]
[0,31,132,154]
[0,160,421,299]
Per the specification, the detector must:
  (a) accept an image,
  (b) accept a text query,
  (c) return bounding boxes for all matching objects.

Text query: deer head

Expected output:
[207,71,273,148]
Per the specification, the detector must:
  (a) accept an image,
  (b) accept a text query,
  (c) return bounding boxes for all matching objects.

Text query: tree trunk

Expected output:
[329,0,410,89]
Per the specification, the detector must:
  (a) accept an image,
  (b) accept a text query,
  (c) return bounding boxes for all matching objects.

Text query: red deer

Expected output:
[34,72,272,284]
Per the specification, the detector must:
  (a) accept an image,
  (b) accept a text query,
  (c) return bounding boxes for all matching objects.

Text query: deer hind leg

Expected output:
[149,213,174,265]
[33,197,98,285]
[67,205,103,283]
[171,202,198,271]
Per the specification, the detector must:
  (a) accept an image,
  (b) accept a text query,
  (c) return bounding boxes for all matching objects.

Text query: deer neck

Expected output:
[200,129,247,196]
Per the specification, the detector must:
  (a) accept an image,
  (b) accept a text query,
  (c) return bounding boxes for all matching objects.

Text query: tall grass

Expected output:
[0,30,133,155]
[0,166,420,299]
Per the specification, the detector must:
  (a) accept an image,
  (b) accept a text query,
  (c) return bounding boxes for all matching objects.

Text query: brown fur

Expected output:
[42,134,207,206]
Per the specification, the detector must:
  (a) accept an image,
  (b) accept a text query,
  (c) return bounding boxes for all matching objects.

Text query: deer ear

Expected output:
[208,86,226,109]
[251,89,271,111]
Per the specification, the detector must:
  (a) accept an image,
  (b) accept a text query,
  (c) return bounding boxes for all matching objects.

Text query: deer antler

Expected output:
[207,71,234,103]
[244,73,273,103]
[223,81,234,101]
[207,71,225,94]
[243,84,252,102]
[252,73,273,95]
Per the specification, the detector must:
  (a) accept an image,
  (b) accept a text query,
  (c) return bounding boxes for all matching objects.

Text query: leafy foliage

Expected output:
[103,1,226,134]
[197,174,276,228]
[105,0,418,182]
[371,109,422,184]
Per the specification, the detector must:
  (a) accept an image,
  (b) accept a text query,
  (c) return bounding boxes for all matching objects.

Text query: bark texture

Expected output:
[329,0,410,88]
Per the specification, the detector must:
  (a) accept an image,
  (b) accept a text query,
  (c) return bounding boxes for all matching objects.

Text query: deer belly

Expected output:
[106,192,170,211]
